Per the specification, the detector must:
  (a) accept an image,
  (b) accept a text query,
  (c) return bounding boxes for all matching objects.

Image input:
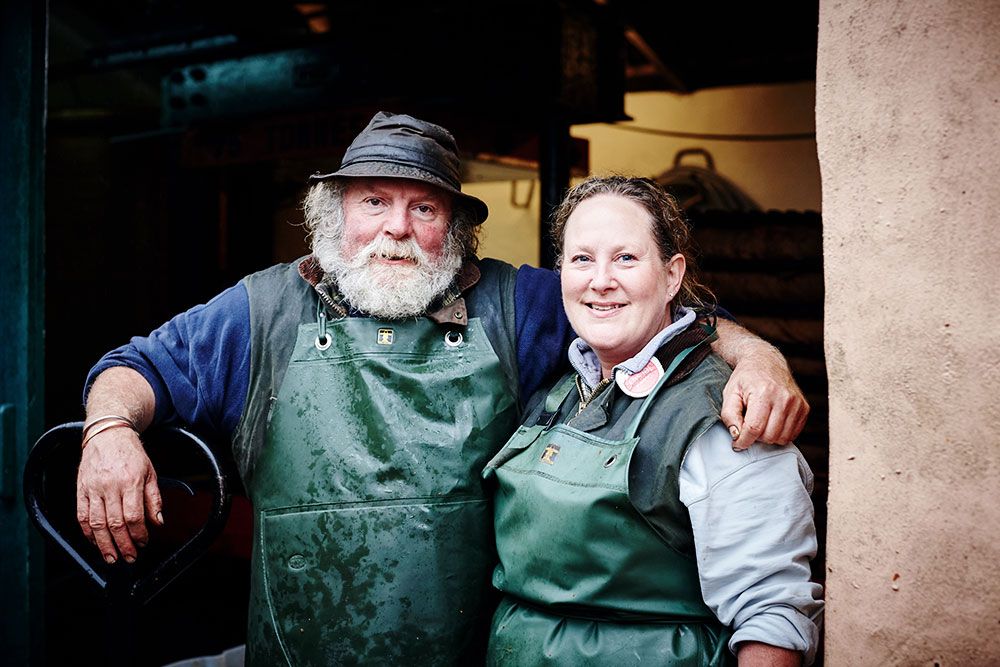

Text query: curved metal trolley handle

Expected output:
[23,422,231,605]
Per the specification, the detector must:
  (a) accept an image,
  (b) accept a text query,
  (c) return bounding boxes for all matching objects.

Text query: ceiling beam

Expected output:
[624,26,688,92]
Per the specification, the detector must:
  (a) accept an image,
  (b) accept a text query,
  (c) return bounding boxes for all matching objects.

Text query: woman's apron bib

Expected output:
[246,314,517,666]
[483,345,732,666]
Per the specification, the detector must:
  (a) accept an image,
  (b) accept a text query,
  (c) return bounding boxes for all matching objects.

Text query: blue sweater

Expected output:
[85,263,573,439]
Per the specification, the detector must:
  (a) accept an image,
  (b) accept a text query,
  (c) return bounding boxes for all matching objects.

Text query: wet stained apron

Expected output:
[246,314,517,666]
[483,344,732,666]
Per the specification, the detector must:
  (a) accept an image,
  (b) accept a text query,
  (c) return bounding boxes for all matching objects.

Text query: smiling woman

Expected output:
[559,192,684,377]
[482,175,824,666]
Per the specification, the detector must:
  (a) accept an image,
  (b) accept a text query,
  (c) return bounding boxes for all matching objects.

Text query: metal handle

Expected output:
[23,422,231,604]
[672,147,716,171]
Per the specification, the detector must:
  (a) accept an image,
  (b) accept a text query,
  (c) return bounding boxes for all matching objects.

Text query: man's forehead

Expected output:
[344,177,452,202]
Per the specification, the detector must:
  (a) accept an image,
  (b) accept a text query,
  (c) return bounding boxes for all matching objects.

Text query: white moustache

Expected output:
[361,237,425,265]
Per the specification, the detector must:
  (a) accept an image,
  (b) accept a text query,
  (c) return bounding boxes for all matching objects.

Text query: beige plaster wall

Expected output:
[473,84,821,267]
[817,0,1000,663]
[576,85,821,212]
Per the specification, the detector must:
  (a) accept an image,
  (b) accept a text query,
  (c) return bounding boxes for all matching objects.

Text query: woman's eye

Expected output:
[570,254,591,264]
[617,253,636,262]
[364,197,385,208]
[414,204,434,215]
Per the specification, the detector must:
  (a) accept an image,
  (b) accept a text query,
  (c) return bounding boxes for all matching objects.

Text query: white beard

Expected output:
[313,231,463,319]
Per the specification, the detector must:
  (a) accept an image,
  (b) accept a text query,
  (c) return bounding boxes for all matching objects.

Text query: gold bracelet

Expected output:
[81,415,137,449]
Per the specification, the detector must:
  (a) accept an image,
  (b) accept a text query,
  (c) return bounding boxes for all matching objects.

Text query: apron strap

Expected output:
[624,334,715,440]
[535,373,578,428]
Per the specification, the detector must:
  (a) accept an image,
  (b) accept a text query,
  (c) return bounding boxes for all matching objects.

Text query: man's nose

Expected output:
[381,207,413,238]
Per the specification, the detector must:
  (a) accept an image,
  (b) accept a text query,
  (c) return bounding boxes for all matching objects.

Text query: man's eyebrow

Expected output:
[350,184,448,204]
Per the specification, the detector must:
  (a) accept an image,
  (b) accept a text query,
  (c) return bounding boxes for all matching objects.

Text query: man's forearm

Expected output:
[711,318,788,373]
[85,366,156,433]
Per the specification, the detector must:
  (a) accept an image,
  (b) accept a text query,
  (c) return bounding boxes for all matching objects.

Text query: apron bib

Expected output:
[246,314,517,666]
[483,344,732,666]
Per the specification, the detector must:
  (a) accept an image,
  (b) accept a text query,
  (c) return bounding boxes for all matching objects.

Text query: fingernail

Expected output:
[156,512,164,525]
[104,554,116,564]
[728,425,740,440]
[124,555,136,564]
[137,540,148,548]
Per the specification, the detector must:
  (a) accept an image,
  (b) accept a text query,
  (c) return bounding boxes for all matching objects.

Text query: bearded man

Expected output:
[76,112,809,666]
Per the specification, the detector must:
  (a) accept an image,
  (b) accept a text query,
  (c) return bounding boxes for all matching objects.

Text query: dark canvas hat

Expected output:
[310,111,489,224]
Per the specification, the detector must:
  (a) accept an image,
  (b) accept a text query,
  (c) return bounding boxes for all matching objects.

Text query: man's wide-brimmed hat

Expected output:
[310,111,489,224]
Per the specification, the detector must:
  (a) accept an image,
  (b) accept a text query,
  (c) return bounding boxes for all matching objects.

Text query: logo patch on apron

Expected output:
[541,443,561,465]
[377,328,394,345]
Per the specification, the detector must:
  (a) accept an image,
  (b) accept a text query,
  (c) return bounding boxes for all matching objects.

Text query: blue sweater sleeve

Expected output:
[513,265,576,401]
[83,283,252,440]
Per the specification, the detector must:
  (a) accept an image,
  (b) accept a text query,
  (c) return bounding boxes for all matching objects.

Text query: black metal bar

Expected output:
[538,115,571,269]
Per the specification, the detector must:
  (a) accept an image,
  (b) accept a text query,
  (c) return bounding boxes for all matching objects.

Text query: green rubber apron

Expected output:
[483,343,732,666]
[246,309,517,666]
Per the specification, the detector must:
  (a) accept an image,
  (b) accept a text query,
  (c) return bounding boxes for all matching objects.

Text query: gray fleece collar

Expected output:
[568,307,697,390]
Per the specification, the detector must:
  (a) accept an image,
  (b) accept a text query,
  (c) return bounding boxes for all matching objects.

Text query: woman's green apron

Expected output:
[484,342,733,666]
[239,261,518,666]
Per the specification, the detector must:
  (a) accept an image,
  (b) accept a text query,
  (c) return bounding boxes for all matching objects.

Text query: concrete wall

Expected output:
[818,1,1000,663]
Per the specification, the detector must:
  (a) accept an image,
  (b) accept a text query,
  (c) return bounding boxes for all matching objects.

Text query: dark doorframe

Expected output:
[0,0,48,664]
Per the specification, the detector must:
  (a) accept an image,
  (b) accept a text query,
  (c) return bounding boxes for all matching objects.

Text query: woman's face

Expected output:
[560,193,685,378]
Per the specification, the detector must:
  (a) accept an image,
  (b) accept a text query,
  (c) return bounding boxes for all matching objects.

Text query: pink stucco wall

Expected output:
[817,0,1000,663]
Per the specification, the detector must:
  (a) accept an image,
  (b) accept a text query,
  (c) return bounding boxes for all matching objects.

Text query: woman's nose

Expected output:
[589,262,617,291]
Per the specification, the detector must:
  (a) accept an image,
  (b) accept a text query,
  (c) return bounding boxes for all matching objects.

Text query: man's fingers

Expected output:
[774,407,796,445]
[76,486,94,544]
[795,402,810,438]
[760,406,788,445]
[89,497,119,564]
[122,484,149,549]
[103,495,138,564]
[735,399,772,450]
[776,401,809,445]
[144,476,164,527]
[720,378,747,440]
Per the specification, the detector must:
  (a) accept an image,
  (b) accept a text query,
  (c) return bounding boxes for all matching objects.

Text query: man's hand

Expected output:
[77,366,160,563]
[77,428,163,564]
[712,319,810,450]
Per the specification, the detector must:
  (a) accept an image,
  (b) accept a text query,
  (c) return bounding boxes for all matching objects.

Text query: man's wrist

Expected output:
[82,414,138,449]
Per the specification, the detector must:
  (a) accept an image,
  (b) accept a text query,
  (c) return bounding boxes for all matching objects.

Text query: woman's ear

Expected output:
[666,253,686,298]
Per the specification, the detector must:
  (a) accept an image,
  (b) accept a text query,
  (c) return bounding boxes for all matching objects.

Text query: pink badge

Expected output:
[616,357,664,398]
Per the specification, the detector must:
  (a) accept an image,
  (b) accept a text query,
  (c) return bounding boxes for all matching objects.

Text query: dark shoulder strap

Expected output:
[232,258,316,482]
[465,257,520,407]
